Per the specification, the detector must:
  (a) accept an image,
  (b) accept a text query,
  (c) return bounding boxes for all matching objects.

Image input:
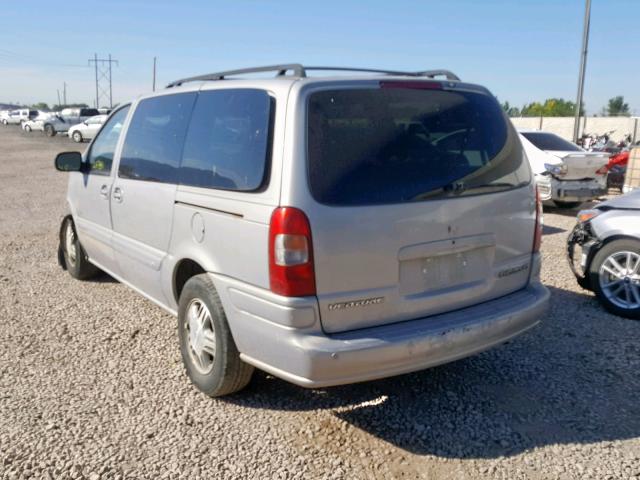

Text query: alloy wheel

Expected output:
[599,250,640,310]
[184,299,217,374]
[65,222,77,267]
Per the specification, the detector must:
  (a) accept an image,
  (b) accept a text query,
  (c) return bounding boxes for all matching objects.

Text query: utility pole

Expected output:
[88,54,118,108]
[109,54,113,108]
[573,0,591,143]
[63,82,67,106]
[152,57,157,92]
[57,89,61,107]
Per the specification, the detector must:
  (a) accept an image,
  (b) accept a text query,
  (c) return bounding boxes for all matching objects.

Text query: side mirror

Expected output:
[55,151,83,172]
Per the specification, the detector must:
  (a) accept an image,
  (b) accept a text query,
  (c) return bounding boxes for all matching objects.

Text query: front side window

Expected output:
[86,105,130,175]
[119,93,196,183]
[180,89,273,191]
[307,86,530,206]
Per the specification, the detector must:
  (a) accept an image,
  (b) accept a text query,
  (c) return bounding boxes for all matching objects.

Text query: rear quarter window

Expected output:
[180,89,273,191]
[307,86,530,206]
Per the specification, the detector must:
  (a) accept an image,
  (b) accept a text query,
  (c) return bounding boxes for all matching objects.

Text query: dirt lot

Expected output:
[1,126,639,480]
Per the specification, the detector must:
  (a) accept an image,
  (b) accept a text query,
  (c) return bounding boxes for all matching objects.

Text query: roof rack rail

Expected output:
[304,66,417,76]
[416,69,461,81]
[166,64,461,88]
[166,63,305,88]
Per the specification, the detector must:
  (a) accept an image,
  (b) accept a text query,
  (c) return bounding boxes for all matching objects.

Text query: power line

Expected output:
[0,49,88,68]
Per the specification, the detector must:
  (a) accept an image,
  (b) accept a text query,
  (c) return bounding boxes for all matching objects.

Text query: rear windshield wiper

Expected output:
[411,181,527,201]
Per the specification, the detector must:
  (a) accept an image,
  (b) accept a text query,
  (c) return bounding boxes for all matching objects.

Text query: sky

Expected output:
[0,0,638,115]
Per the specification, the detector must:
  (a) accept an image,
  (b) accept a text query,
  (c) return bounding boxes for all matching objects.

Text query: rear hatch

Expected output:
[305,82,536,334]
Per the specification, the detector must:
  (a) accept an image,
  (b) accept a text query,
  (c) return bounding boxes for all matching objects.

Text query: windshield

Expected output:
[520,132,582,152]
[307,86,530,206]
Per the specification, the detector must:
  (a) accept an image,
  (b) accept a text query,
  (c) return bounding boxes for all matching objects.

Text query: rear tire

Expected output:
[24,124,32,132]
[589,239,640,320]
[553,201,582,209]
[178,274,254,397]
[71,131,83,143]
[44,124,56,137]
[61,217,100,280]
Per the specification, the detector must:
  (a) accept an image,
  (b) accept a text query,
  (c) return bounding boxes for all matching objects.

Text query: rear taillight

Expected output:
[269,207,316,297]
[533,186,543,253]
[595,165,609,175]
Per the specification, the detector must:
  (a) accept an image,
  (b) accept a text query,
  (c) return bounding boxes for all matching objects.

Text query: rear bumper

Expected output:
[551,178,607,202]
[214,274,549,388]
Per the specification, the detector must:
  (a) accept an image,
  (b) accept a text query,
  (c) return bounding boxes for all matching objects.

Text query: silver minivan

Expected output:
[55,64,549,396]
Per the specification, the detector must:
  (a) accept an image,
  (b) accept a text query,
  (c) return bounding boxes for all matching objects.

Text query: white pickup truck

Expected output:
[519,130,609,208]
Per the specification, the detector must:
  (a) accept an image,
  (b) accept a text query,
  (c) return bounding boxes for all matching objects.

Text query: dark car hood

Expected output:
[598,189,640,210]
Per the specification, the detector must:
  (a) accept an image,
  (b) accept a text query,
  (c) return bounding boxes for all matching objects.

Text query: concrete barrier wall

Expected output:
[510,116,639,142]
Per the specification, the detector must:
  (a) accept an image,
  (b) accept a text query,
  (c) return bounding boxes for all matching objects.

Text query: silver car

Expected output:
[519,130,609,209]
[55,64,549,396]
[568,190,640,318]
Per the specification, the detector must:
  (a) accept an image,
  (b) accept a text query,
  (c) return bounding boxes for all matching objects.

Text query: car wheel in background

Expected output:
[553,201,582,209]
[44,124,57,137]
[1,119,7,125]
[24,124,32,132]
[590,239,640,319]
[177,274,254,397]
[71,131,83,143]
[61,217,100,280]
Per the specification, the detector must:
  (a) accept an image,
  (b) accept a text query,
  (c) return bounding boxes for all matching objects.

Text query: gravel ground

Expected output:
[1,126,639,480]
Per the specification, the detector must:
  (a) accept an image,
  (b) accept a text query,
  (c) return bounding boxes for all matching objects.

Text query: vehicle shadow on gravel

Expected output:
[228,286,640,459]
[542,224,566,235]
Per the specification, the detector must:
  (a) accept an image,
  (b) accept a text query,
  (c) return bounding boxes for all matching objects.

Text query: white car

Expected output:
[22,111,52,132]
[3,109,38,126]
[67,114,108,142]
[519,130,609,208]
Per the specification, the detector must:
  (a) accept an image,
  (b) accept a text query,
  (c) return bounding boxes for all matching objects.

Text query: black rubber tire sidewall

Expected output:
[177,274,253,397]
[589,238,640,320]
[61,217,99,280]
[72,131,82,143]
[45,124,55,137]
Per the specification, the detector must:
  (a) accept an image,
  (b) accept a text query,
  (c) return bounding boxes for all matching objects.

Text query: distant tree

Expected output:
[607,96,630,116]
[521,98,583,117]
[501,100,521,117]
[51,103,89,110]
[31,102,50,111]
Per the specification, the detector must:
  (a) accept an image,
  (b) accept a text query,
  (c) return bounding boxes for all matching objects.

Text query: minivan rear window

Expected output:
[307,86,530,205]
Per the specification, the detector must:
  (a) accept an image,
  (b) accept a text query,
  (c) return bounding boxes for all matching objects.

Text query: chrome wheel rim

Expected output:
[184,299,216,374]
[65,222,77,267]
[599,250,640,310]
[73,132,81,142]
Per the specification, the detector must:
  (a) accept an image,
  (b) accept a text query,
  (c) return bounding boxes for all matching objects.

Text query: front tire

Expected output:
[61,217,99,280]
[590,239,640,319]
[554,201,582,209]
[71,131,83,143]
[178,274,254,397]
